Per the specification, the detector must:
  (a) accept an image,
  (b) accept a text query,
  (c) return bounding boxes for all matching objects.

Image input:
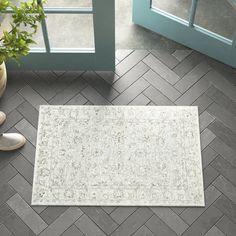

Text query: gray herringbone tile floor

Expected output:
[0,49,236,236]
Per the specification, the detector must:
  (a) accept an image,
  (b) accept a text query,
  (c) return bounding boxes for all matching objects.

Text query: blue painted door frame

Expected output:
[6,0,115,71]
[133,0,236,68]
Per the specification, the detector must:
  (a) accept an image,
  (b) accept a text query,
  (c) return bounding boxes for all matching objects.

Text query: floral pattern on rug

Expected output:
[32,106,204,206]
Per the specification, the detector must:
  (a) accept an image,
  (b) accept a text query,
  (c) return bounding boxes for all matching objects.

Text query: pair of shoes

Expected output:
[0,111,26,151]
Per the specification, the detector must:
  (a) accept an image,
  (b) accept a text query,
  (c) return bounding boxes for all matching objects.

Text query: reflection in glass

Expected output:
[46,14,95,49]
[152,0,192,21]
[0,14,45,49]
[45,0,92,8]
[8,0,92,8]
[195,0,236,39]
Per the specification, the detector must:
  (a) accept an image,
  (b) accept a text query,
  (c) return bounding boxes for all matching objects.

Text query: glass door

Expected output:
[4,0,115,70]
[133,0,236,68]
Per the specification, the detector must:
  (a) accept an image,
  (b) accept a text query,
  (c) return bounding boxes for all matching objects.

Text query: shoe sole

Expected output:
[0,136,26,151]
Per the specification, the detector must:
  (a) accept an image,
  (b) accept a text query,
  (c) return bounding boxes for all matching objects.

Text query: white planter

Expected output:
[0,62,7,98]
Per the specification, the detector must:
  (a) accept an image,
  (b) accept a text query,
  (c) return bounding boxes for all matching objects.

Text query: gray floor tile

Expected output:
[150,49,179,69]
[112,62,149,93]
[15,119,37,146]
[2,72,26,100]
[174,62,211,94]
[173,51,205,78]
[143,69,181,101]
[213,175,236,204]
[133,225,154,236]
[200,128,216,150]
[180,185,221,225]
[201,146,218,169]
[145,214,177,236]
[17,101,39,128]
[210,138,236,168]
[96,71,120,85]
[0,204,13,224]
[11,155,34,185]
[81,86,111,105]
[66,93,88,105]
[61,224,84,236]
[50,71,83,95]
[192,93,213,114]
[143,86,174,106]
[23,71,57,101]
[205,70,236,101]
[3,213,36,236]
[203,165,219,189]
[115,50,149,76]
[40,207,69,225]
[204,226,225,236]
[150,207,188,235]
[0,224,12,236]
[211,156,236,186]
[0,183,16,206]
[49,77,87,105]
[34,71,58,84]
[0,151,20,172]
[0,164,17,186]
[9,174,45,214]
[207,103,236,133]
[82,71,119,101]
[101,206,116,214]
[8,174,32,205]
[115,49,133,62]
[216,215,236,236]
[75,214,105,236]
[128,93,150,105]
[181,205,223,236]
[18,85,48,111]
[7,194,47,234]
[110,207,137,224]
[175,76,210,106]
[171,207,186,215]
[143,54,180,85]
[39,207,83,236]
[0,110,23,134]
[172,49,192,62]
[0,93,24,115]
[199,111,215,132]
[18,141,36,166]
[112,78,149,105]
[214,195,236,224]
[110,208,153,236]
[206,86,236,116]
[80,207,118,235]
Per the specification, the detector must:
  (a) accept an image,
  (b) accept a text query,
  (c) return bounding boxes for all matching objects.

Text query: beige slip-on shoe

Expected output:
[0,111,6,126]
[0,133,26,151]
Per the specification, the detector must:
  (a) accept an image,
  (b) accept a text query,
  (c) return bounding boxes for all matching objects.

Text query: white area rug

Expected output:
[32,106,204,206]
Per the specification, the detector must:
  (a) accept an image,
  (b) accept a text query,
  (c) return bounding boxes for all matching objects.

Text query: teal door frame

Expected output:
[133,0,236,68]
[5,0,115,71]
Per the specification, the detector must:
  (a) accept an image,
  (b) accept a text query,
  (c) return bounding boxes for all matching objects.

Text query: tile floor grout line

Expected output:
[178,193,223,231]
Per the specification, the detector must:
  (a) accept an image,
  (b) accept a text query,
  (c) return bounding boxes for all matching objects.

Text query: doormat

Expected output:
[32,106,204,206]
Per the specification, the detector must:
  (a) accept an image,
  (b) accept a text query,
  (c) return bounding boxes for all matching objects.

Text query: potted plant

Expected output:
[0,0,46,97]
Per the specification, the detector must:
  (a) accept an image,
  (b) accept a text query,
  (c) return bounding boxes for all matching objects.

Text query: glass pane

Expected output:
[46,14,95,48]
[45,0,92,7]
[0,14,45,49]
[152,0,192,21]
[9,0,92,8]
[195,0,236,39]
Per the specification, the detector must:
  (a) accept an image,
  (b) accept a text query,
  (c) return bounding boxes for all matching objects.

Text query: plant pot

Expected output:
[0,62,7,98]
